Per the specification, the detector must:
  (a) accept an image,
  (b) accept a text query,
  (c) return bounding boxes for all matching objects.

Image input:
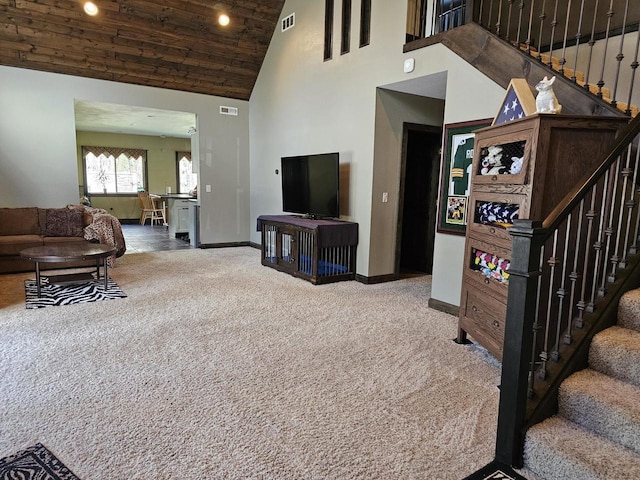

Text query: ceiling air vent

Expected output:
[219,106,238,116]
[281,13,295,32]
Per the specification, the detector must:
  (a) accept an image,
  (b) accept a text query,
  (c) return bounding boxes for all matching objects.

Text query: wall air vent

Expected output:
[219,106,238,116]
[281,13,295,32]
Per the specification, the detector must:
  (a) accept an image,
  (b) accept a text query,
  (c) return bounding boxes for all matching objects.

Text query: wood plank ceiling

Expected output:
[0,0,286,100]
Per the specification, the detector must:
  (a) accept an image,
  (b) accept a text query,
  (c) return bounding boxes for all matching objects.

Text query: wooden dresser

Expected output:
[457,114,628,360]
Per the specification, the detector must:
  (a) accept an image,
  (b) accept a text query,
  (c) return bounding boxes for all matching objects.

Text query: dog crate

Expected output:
[257,215,358,284]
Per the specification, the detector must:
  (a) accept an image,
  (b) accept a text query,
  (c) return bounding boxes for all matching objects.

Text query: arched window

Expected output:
[176,151,196,193]
[83,146,146,194]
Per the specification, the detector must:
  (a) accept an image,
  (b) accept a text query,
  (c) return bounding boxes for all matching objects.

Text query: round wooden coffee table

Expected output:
[20,243,117,297]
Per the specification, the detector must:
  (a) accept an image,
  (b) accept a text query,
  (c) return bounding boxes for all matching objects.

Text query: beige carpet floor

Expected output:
[0,247,501,479]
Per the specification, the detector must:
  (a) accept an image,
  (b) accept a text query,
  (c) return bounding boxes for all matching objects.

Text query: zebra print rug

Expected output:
[24,275,126,309]
[0,443,79,479]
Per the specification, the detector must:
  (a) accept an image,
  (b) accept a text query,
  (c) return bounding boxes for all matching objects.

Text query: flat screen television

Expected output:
[281,152,340,219]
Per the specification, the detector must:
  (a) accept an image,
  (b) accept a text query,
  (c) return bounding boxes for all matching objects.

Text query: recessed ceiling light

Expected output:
[218,14,230,26]
[84,2,99,16]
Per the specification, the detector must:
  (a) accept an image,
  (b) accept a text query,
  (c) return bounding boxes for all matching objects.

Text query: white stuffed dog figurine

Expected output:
[480,146,507,175]
[535,76,562,114]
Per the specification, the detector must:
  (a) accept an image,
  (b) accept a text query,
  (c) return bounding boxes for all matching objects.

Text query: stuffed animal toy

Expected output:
[510,156,524,175]
[473,248,511,284]
[535,76,562,114]
[480,145,507,175]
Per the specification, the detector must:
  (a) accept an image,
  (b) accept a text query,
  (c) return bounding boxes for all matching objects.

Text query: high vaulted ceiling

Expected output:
[0,0,286,101]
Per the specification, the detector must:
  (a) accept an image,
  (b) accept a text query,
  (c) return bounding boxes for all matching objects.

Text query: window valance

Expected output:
[177,151,192,161]
[82,146,147,159]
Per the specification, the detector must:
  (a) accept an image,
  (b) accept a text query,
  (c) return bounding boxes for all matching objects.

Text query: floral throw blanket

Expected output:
[80,206,126,267]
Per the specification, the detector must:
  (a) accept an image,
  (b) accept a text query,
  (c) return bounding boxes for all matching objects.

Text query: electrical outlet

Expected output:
[382,192,388,203]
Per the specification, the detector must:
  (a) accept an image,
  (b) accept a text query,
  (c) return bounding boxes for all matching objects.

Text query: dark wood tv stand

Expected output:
[257,215,358,284]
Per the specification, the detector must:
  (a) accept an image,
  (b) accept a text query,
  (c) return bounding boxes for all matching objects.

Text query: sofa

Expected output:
[0,205,126,274]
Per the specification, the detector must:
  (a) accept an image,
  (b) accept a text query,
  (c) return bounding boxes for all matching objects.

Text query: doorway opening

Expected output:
[396,123,442,276]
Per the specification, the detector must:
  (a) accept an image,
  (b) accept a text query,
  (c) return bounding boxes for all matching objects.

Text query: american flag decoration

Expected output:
[492,78,537,125]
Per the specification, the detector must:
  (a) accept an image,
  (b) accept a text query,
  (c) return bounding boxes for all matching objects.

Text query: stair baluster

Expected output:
[583,0,600,95]
[596,1,615,99]
[611,0,630,109]
[626,145,640,256]
[546,0,561,68]
[571,0,587,83]
[625,26,640,116]
[558,0,572,76]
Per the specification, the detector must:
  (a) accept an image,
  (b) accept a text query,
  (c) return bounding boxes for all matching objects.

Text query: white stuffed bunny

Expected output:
[510,156,524,175]
[535,76,562,114]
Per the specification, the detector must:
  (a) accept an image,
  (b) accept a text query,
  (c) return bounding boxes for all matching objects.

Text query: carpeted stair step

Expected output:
[558,369,640,454]
[617,288,640,332]
[524,416,640,479]
[589,326,640,388]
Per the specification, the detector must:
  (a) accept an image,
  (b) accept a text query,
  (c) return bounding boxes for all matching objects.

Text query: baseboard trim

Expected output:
[249,242,261,249]
[355,273,397,284]
[199,241,251,249]
[428,297,459,316]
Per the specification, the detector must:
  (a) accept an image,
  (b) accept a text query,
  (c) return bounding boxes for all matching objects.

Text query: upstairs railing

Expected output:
[495,112,640,466]
[406,0,640,116]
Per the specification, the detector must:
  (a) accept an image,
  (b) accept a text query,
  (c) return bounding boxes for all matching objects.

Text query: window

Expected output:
[83,146,146,194]
[359,0,371,47]
[177,151,196,193]
[406,0,429,42]
[435,0,466,33]
[341,0,351,55]
[324,0,334,61]
[406,0,467,42]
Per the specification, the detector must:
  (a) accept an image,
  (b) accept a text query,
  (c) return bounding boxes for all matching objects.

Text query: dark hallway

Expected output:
[397,125,442,275]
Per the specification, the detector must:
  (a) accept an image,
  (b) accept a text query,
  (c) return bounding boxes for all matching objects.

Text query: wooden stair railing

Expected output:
[495,112,640,466]
[474,0,640,118]
[405,0,640,117]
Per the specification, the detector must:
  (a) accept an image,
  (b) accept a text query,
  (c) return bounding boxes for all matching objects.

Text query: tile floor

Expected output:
[121,223,193,254]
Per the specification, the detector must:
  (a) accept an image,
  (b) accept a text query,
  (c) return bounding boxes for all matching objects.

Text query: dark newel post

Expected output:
[495,219,545,467]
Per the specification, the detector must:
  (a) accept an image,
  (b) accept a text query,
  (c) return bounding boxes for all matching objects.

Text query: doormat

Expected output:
[24,275,127,309]
[0,443,80,480]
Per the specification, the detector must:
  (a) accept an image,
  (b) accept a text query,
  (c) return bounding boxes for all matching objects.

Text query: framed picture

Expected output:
[437,118,492,235]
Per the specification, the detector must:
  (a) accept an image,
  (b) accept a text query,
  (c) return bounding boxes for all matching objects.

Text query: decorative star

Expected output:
[511,99,519,110]
[503,104,510,116]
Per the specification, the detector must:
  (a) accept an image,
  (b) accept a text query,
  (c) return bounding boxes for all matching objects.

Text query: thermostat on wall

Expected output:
[403,58,415,73]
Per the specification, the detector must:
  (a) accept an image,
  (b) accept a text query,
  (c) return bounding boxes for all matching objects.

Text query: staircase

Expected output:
[407,23,631,119]
[406,7,640,477]
[522,288,640,479]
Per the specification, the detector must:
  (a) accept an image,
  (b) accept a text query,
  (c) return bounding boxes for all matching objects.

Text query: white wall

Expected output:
[250,0,505,306]
[0,66,249,246]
